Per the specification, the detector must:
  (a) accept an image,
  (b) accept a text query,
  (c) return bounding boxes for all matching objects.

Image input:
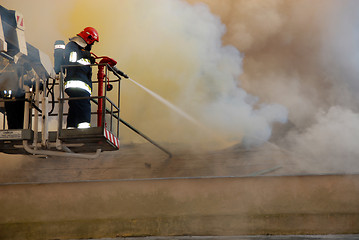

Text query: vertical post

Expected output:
[23,92,31,130]
[41,96,48,147]
[41,75,48,148]
[2,113,5,129]
[110,104,113,132]
[33,76,40,149]
[57,71,64,133]
[102,65,107,129]
[117,78,121,139]
[97,64,105,127]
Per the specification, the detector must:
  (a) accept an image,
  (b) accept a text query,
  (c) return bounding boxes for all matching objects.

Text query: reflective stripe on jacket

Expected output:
[64,80,91,95]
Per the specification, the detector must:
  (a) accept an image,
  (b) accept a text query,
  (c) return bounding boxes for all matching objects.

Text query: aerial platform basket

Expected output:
[0,61,171,158]
[0,62,122,157]
[56,62,122,154]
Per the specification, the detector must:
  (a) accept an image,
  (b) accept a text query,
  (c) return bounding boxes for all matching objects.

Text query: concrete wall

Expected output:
[0,174,359,240]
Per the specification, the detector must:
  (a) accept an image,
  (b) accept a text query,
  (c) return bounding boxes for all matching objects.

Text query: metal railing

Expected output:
[0,61,171,158]
[58,63,121,140]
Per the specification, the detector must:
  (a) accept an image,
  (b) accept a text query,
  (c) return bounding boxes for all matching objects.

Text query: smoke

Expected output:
[193,0,359,112]
[191,0,359,170]
[284,106,359,172]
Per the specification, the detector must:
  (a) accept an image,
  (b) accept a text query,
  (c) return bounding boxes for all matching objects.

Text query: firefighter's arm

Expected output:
[69,50,92,65]
[65,42,91,66]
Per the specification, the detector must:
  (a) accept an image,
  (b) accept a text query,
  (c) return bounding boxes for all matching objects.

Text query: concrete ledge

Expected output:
[0,175,359,239]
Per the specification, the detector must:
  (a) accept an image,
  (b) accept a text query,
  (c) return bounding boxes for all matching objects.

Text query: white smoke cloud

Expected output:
[284,106,359,173]
[319,1,359,108]
[183,0,359,172]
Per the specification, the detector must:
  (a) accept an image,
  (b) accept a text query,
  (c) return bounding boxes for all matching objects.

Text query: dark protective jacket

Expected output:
[63,40,93,94]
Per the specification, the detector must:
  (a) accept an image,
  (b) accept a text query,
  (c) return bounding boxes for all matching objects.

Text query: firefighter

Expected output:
[63,27,99,129]
[0,59,30,129]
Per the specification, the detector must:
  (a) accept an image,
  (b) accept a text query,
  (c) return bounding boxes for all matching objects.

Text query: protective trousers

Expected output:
[65,88,91,128]
[5,98,25,129]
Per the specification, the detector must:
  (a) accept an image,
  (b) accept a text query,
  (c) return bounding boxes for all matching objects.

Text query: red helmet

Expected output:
[78,27,99,45]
